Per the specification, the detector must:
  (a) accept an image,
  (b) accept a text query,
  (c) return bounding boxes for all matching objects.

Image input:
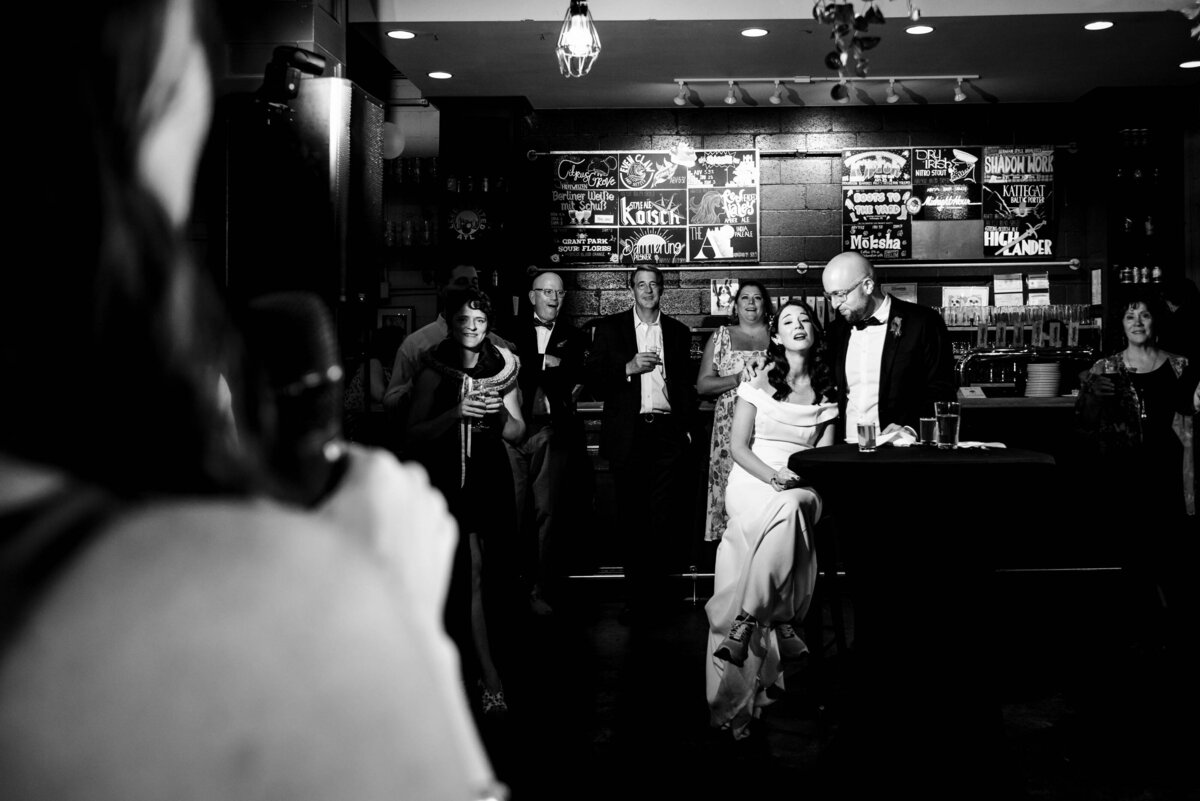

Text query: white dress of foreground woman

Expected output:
[704,302,837,739]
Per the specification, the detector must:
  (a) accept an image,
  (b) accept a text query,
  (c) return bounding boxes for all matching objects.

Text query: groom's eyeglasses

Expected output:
[823,276,868,302]
[534,289,567,299]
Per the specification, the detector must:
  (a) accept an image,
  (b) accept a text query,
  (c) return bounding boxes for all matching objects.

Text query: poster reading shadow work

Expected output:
[548,147,758,264]
[841,149,912,260]
[983,146,1055,258]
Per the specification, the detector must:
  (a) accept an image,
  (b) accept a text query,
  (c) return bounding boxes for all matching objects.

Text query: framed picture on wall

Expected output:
[377,307,415,336]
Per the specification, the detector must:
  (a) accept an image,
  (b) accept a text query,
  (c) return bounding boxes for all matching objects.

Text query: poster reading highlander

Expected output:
[548,146,758,264]
[983,146,1055,258]
[841,149,912,259]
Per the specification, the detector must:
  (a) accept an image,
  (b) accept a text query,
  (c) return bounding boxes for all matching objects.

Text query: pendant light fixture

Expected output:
[556,0,601,78]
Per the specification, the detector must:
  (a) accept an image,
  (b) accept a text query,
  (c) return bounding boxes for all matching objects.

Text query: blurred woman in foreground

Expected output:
[0,1,500,798]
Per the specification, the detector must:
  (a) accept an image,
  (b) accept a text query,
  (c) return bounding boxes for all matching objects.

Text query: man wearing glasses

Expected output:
[586,266,698,623]
[506,271,590,615]
[821,250,955,443]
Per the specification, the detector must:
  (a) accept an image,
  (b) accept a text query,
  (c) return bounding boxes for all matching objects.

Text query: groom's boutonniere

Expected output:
[889,317,903,339]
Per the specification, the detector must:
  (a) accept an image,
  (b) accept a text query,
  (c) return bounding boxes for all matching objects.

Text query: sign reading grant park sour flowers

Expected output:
[547,147,759,264]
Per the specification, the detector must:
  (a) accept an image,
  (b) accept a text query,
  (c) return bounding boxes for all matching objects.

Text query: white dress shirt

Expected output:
[843,294,891,443]
[634,312,671,414]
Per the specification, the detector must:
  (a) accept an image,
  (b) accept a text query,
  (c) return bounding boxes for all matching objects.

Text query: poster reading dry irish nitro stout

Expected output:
[983,146,1055,258]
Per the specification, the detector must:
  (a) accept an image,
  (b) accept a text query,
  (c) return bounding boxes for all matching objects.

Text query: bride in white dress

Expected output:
[704,299,838,739]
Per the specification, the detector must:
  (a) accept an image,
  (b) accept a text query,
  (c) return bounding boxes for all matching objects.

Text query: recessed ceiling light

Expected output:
[428,71,453,80]
[387,29,416,40]
[905,25,934,35]
[741,27,769,38]
[1181,60,1200,69]
[1083,21,1113,31]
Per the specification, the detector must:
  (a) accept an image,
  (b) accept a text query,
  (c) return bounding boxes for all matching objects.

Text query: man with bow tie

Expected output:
[822,251,955,443]
[506,271,590,615]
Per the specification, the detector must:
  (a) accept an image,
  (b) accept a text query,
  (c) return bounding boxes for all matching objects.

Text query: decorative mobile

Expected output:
[812,0,921,79]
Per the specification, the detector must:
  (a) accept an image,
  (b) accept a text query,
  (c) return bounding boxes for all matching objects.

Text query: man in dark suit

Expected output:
[821,250,955,441]
[506,270,589,616]
[586,266,697,620]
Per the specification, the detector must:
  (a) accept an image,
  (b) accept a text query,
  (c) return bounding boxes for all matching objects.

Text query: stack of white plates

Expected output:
[1024,363,1061,397]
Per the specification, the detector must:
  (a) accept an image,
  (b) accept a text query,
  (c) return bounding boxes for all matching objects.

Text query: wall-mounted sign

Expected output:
[841,145,1054,261]
[548,149,759,264]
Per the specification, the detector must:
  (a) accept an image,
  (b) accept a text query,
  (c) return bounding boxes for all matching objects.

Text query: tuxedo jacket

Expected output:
[827,295,956,435]
[584,308,698,466]
[508,314,588,438]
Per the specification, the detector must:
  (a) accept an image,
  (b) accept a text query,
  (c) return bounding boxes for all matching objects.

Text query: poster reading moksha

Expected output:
[983,146,1055,258]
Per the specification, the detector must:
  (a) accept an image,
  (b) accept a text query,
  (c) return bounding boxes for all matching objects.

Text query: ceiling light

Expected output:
[741,27,769,38]
[428,71,452,80]
[556,0,601,78]
[386,30,416,40]
[953,78,966,102]
[1182,60,1200,69]
[886,79,899,103]
[906,25,934,35]
[770,80,784,105]
[831,80,850,104]
[674,80,688,106]
[724,81,737,105]
[1084,21,1113,31]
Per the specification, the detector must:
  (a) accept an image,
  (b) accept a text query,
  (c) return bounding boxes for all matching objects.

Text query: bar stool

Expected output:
[804,513,849,657]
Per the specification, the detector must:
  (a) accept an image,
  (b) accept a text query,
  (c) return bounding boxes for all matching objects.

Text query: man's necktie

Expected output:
[854,317,885,331]
[533,318,554,329]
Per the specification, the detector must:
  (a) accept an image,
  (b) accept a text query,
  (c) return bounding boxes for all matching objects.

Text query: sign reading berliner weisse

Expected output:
[841,145,1054,261]
[548,147,759,264]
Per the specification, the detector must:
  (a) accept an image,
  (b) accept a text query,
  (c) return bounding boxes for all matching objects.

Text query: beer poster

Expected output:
[841,149,912,260]
[548,147,759,264]
[983,145,1055,258]
[909,146,984,259]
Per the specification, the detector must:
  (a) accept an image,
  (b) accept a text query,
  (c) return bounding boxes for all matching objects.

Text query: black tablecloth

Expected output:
[790,443,1057,794]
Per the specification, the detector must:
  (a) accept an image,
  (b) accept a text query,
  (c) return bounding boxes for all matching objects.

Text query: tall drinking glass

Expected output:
[934,401,961,450]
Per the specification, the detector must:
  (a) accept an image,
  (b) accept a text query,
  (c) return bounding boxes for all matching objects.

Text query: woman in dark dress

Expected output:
[406,287,525,717]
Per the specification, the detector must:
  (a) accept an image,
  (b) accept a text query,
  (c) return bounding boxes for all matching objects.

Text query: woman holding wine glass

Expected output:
[407,286,525,719]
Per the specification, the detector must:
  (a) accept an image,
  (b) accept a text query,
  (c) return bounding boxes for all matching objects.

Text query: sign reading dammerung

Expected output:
[548,148,759,264]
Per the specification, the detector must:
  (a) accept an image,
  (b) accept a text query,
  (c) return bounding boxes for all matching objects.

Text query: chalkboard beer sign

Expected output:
[548,146,759,264]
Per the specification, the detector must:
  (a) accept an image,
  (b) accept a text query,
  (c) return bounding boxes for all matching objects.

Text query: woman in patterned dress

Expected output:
[696,279,774,542]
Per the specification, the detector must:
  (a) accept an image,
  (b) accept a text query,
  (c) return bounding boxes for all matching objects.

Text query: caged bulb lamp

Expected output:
[556,0,601,77]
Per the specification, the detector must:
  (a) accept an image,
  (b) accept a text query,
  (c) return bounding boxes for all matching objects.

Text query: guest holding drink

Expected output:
[696,279,773,543]
[406,287,525,718]
[705,300,838,739]
[1077,294,1194,637]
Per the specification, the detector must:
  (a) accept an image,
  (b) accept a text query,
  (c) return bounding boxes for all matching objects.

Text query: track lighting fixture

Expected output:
[669,74,979,106]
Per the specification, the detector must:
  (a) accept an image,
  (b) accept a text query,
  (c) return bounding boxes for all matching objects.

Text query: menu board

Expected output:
[841,145,1054,261]
[548,148,759,264]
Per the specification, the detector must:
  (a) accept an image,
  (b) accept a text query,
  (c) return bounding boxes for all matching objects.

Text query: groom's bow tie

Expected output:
[854,317,885,331]
[534,318,555,329]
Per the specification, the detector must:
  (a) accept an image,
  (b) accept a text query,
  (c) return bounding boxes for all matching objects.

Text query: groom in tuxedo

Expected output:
[586,266,697,620]
[506,270,590,615]
[821,250,955,442]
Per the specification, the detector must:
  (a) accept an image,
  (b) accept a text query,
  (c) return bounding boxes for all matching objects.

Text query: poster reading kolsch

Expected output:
[548,147,759,264]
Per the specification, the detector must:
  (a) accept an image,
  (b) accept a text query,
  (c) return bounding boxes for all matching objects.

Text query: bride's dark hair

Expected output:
[766,299,837,403]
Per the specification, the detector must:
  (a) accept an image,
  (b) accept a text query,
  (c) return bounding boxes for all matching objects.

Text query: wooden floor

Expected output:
[471,570,1199,801]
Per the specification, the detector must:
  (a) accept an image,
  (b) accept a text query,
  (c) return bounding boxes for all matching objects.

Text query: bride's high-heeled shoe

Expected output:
[477,680,508,716]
